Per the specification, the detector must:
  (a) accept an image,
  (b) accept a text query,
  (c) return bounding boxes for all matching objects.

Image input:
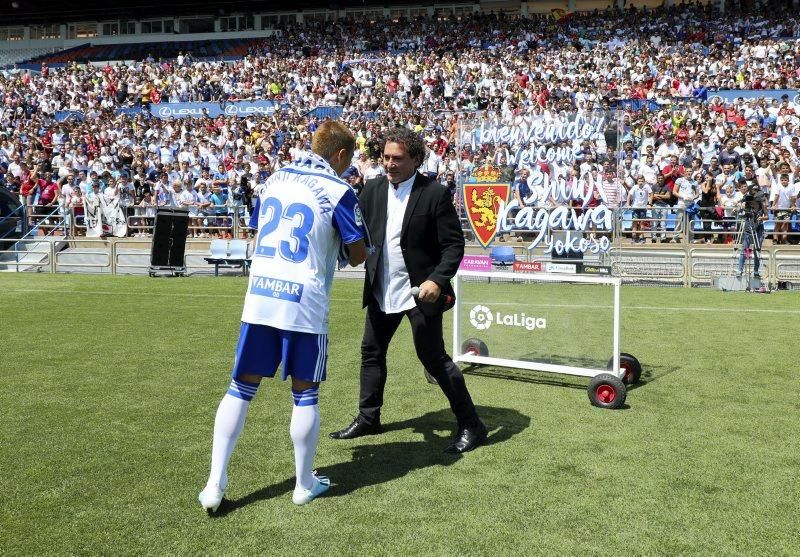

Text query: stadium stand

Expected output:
[0,47,60,67]
[24,38,254,66]
[0,2,799,254]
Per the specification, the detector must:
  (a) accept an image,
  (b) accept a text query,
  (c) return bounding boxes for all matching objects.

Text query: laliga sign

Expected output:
[469,305,546,331]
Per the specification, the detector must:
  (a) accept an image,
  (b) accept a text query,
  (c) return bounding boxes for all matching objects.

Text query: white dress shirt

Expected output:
[376,173,417,314]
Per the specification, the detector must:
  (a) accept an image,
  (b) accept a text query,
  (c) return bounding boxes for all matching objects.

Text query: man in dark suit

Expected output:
[330,128,486,453]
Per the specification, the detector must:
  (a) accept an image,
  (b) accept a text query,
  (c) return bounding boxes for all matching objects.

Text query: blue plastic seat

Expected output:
[764,212,775,233]
[621,209,633,231]
[665,212,677,232]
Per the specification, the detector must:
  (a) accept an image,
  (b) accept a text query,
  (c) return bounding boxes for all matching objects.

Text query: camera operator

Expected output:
[736,180,768,279]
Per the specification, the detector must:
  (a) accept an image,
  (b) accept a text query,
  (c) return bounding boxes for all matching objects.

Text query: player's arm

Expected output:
[345,239,367,266]
[333,187,370,267]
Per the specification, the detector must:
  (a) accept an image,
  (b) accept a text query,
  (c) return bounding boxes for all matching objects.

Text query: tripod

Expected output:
[731,212,765,290]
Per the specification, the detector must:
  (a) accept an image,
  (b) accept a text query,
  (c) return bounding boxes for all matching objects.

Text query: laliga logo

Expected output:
[469,305,546,331]
[469,305,493,330]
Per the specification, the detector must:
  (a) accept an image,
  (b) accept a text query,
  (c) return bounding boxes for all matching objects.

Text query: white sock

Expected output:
[290,386,320,491]
[206,379,259,489]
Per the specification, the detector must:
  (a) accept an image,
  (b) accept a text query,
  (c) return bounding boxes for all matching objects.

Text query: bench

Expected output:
[204,239,251,276]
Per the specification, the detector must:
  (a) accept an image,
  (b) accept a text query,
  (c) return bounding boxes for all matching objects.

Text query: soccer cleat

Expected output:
[292,474,331,505]
[199,483,226,514]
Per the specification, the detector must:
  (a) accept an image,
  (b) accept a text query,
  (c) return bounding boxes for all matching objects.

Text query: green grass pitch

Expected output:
[1,274,799,555]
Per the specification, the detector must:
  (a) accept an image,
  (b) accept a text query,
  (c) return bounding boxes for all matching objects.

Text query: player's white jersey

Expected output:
[241,152,365,334]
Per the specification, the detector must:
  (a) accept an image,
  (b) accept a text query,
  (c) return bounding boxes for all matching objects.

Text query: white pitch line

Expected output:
[4,288,244,299]
[4,288,800,314]
[450,301,800,314]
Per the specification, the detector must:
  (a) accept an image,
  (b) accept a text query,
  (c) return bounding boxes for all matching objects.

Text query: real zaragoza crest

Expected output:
[462,164,510,248]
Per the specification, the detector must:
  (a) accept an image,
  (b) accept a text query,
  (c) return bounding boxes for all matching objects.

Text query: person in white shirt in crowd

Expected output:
[637,153,658,187]
[362,157,385,181]
[655,134,680,167]
[627,176,653,244]
[770,173,797,244]
[422,141,441,180]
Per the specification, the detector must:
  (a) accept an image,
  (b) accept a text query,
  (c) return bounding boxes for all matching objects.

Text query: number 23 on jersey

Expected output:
[255,197,315,263]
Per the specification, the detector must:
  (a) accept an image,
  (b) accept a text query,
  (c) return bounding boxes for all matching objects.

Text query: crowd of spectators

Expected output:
[1,1,800,243]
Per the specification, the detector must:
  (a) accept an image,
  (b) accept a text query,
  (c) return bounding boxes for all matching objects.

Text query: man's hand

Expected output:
[417,280,441,303]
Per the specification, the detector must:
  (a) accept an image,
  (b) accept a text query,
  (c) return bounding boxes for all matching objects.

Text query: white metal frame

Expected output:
[453,270,622,379]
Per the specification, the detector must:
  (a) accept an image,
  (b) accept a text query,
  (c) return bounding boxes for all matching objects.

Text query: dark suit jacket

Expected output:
[359,172,464,315]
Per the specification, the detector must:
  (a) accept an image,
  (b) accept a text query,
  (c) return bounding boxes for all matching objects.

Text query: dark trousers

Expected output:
[358,298,480,428]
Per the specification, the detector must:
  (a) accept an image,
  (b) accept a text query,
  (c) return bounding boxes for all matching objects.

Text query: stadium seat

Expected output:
[665,212,677,232]
[763,212,775,234]
[621,209,633,231]
[490,246,516,267]
[204,240,229,276]
[204,239,249,276]
[229,239,248,260]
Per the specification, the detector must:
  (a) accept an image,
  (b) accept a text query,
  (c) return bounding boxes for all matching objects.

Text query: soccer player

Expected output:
[199,121,368,513]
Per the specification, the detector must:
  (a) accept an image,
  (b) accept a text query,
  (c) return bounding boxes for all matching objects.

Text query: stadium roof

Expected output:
[0,0,437,26]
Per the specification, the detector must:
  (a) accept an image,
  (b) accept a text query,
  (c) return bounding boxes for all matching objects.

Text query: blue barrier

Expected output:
[116,106,147,118]
[710,89,799,104]
[149,100,284,119]
[306,106,344,120]
[54,110,85,122]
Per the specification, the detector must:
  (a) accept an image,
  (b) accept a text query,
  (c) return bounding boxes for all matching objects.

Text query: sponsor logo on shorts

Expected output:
[250,275,303,302]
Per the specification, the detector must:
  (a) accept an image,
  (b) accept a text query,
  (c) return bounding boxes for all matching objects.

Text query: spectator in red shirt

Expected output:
[661,155,684,195]
[38,176,60,208]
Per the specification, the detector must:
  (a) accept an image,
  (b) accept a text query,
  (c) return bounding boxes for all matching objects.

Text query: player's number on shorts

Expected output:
[255,198,314,263]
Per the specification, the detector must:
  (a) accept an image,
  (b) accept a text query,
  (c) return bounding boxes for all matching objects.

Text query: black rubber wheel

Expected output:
[588,373,627,409]
[607,352,642,385]
[461,338,489,357]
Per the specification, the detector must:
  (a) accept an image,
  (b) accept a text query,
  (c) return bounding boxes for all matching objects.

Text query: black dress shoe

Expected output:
[329,416,382,440]
[444,421,488,454]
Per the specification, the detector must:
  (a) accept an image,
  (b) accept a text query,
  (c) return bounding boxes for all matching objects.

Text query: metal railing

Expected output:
[49,205,252,239]
[5,205,800,286]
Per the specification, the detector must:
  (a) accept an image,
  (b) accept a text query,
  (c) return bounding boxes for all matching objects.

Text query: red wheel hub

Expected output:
[595,384,616,404]
[621,363,632,382]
